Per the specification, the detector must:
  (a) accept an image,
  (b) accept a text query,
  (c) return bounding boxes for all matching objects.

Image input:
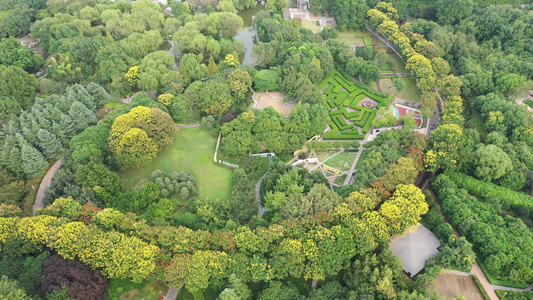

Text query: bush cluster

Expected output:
[150,170,197,199]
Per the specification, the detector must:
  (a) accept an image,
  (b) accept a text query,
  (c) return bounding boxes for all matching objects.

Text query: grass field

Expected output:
[381,53,407,73]
[118,127,233,201]
[379,76,421,102]
[332,28,374,45]
[300,20,322,34]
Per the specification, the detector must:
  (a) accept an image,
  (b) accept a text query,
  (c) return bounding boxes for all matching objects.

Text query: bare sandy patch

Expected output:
[254,92,295,118]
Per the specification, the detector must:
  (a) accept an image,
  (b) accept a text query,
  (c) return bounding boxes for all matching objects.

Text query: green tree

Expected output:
[393,77,405,97]
[258,281,302,300]
[21,144,48,178]
[0,276,32,299]
[179,53,208,84]
[280,183,343,218]
[321,26,337,40]
[37,129,62,160]
[229,169,257,223]
[496,73,526,96]
[265,0,288,13]
[208,56,219,74]
[227,69,252,105]
[217,0,237,13]
[474,144,513,182]
[253,70,279,92]
[218,274,251,300]
[436,0,474,25]
[68,101,98,132]
[334,0,369,30]
[138,51,178,93]
[0,65,38,117]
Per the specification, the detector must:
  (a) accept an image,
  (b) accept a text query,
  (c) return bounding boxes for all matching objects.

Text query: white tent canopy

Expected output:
[390,223,441,277]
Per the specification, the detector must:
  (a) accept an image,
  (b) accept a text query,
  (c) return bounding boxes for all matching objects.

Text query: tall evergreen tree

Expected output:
[37,129,62,160]
[0,135,15,168]
[86,82,109,107]
[54,113,76,142]
[69,101,97,132]
[22,144,48,178]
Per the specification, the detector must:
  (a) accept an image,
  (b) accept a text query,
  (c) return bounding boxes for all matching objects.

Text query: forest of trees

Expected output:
[1,0,533,299]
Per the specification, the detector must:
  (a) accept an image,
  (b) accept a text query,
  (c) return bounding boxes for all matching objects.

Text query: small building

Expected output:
[390,223,441,277]
[296,0,309,11]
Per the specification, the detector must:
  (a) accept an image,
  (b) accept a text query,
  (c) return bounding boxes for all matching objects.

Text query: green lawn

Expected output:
[380,53,407,73]
[332,28,374,45]
[300,20,322,34]
[324,152,358,171]
[399,76,422,102]
[118,127,233,201]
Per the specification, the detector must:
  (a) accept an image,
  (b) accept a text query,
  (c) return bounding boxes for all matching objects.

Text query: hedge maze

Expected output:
[318,69,385,140]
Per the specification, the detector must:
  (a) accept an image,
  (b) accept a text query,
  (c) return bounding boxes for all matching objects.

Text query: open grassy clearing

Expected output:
[380,53,407,73]
[332,28,374,45]
[378,76,421,102]
[300,20,322,34]
[118,127,233,201]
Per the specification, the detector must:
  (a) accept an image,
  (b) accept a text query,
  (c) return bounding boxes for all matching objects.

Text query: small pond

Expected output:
[235,3,265,65]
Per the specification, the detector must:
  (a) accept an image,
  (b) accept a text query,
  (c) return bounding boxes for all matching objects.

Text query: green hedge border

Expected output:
[320,69,384,140]
[470,275,491,300]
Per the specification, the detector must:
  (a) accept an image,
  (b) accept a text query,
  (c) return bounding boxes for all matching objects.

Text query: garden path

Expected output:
[33,160,62,215]
[177,123,200,129]
[255,156,272,217]
[343,130,372,185]
[163,287,180,300]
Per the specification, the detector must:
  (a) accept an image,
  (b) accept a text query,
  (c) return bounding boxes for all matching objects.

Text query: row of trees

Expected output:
[23,180,426,292]
[432,174,533,284]
[368,3,465,117]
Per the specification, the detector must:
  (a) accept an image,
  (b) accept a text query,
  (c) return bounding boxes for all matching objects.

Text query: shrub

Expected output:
[150,170,197,198]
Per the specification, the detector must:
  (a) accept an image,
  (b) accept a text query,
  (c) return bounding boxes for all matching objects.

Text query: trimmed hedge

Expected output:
[320,69,384,140]
[471,275,491,300]
[525,99,533,108]
[443,170,533,218]
[363,36,373,46]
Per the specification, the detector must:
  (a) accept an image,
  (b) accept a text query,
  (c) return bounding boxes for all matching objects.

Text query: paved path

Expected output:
[343,146,364,185]
[177,123,200,129]
[255,156,272,217]
[163,287,180,300]
[33,160,62,215]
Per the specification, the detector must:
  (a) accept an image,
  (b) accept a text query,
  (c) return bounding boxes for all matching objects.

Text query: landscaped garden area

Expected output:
[318,69,386,140]
[377,76,422,102]
[332,27,380,46]
[118,127,233,201]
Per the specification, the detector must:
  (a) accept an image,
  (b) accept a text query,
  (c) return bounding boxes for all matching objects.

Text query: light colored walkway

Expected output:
[33,160,62,215]
[255,156,272,217]
[177,123,200,129]
[343,146,364,185]
[163,287,180,300]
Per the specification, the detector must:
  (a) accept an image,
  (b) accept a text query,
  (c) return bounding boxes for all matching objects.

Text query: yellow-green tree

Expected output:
[157,93,174,107]
[109,106,174,168]
[125,66,139,87]
[379,184,428,235]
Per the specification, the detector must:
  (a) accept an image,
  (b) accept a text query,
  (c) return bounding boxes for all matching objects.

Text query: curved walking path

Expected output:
[33,160,62,215]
